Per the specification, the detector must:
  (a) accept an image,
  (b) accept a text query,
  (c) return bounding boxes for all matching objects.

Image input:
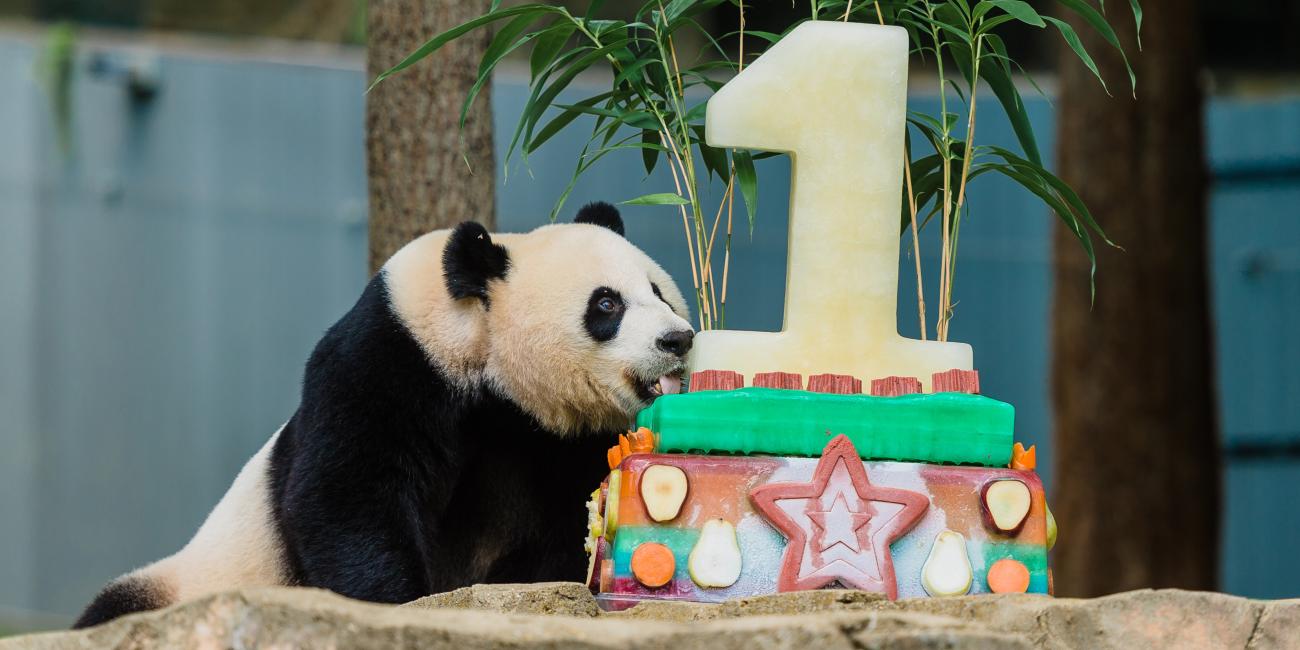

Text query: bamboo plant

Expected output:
[371,0,1139,337]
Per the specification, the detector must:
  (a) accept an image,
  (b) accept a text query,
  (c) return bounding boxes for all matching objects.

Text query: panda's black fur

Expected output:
[74,204,688,628]
[266,273,613,602]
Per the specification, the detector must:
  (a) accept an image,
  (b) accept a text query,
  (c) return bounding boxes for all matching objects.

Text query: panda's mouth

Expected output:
[631,369,685,402]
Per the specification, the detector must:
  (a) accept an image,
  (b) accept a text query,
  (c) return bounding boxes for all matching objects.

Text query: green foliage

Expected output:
[372,0,1140,332]
[36,22,77,155]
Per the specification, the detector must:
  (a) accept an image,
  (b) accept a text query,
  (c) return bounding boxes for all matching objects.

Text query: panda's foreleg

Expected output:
[288,514,433,604]
[272,431,453,604]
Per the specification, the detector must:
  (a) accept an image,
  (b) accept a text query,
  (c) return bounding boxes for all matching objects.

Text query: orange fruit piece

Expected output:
[986,558,1031,593]
[630,542,676,588]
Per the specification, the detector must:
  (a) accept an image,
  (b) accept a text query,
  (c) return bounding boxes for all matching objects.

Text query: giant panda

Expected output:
[74,203,693,628]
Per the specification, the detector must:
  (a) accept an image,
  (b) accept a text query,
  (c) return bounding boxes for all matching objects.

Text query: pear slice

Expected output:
[1045,502,1058,550]
[921,530,973,597]
[981,479,1032,535]
[688,519,742,588]
[603,470,621,539]
[640,464,689,522]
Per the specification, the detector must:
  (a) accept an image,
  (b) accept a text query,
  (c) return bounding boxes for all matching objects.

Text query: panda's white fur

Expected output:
[74,205,692,628]
[135,431,288,600]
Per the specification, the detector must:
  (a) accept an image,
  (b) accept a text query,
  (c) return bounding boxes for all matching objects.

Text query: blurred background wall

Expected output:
[0,0,1298,631]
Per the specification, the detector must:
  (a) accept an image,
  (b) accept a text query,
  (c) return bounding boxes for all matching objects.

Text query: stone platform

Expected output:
[3,583,1296,649]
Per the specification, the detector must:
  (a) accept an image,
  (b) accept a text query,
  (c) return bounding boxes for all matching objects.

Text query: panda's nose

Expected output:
[656,329,695,357]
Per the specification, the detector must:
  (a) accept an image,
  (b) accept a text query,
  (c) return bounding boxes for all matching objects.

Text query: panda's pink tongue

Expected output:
[658,374,682,396]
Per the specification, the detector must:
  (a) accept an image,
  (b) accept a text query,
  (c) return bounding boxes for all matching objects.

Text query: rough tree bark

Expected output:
[1052,0,1218,596]
[366,0,495,274]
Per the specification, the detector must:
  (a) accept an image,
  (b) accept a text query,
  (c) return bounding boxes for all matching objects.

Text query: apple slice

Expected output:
[640,464,688,522]
[921,530,973,597]
[688,519,742,587]
[981,479,1032,535]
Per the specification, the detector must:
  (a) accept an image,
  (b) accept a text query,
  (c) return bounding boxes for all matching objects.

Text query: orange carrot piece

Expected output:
[627,427,657,454]
[987,558,1030,593]
[607,446,622,470]
[1010,442,1037,471]
[619,434,631,459]
[630,542,676,588]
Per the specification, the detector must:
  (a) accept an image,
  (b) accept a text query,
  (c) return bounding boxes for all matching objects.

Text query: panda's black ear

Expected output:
[574,201,625,237]
[443,221,510,304]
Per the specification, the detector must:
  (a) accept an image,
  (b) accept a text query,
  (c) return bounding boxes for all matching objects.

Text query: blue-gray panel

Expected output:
[1222,459,1300,599]
[0,38,42,620]
[1208,98,1300,599]
[0,37,368,617]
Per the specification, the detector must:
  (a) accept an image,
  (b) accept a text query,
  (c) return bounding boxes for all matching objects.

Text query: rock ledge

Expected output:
[3,584,1296,649]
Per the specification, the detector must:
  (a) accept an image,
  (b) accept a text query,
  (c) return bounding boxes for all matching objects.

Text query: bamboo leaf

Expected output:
[930,18,973,45]
[1130,0,1143,49]
[1000,164,1099,301]
[733,149,758,235]
[641,129,659,175]
[685,101,709,124]
[982,145,1120,248]
[978,35,1043,165]
[1043,16,1108,95]
[460,13,543,129]
[530,22,576,78]
[505,46,589,165]
[621,192,690,206]
[741,30,783,44]
[983,0,1045,27]
[699,142,728,181]
[978,14,1020,32]
[664,0,728,25]
[613,57,656,89]
[526,91,613,154]
[369,4,561,91]
[522,39,632,157]
[1052,0,1136,94]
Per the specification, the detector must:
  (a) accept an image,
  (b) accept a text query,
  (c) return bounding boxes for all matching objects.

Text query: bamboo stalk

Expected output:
[904,143,926,341]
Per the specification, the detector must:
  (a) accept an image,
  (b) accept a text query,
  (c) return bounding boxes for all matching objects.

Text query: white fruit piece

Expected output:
[982,479,1032,535]
[584,488,603,554]
[921,530,973,597]
[640,464,689,522]
[688,519,742,588]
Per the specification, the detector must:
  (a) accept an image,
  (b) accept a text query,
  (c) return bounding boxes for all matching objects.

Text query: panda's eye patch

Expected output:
[651,282,673,308]
[585,287,625,342]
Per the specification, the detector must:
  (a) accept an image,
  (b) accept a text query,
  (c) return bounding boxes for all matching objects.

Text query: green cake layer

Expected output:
[635,388,1014,466]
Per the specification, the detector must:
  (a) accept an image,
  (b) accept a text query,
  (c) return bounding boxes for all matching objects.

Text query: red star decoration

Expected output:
[749,435,929,599]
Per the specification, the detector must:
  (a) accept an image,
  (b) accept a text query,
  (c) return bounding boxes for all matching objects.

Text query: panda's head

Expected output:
[385,203,693,435]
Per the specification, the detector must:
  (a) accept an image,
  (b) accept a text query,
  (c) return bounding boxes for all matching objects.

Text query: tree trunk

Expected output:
[366,0,495,274]
[1051,0,1218,596]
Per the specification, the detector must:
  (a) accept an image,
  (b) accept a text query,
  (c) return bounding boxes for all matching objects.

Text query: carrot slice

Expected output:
[1010,442,1037,471]
[630,542,676,588]
[607,446,622,470]
[627,427,657,454]
[986,558,1031,593]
